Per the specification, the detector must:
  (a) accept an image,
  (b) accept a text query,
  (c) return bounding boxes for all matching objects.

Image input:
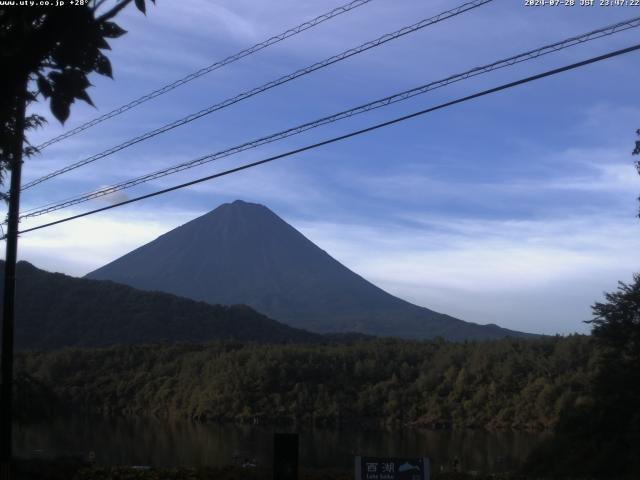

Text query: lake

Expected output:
[14,416,545,473]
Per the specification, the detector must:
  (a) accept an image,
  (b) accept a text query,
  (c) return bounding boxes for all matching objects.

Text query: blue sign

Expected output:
[354,456,431,480]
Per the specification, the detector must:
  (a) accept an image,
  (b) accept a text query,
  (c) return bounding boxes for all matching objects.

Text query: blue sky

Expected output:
[7,0,640,334]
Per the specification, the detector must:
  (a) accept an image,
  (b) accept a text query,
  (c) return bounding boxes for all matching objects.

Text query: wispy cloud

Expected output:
[296,213,640,334]
[16,207,200,277]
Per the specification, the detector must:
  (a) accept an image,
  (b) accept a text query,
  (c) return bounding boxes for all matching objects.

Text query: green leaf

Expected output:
[51,96,71,124]
[76,90,95,107]
[134,0,146,14]
[95,52,113,78]
[96,36,111,50]
[101,21,127,39]
[37,75,53,98]
[50,69,91,98]
[24,146,39,158]
[24,114,47,130]
[47,71,63,83]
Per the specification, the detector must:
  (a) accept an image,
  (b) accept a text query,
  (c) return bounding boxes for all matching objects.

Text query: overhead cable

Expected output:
[22,0,495,190]
[11,42,640,238]
[34,0,375,151]
[19,16,640,219]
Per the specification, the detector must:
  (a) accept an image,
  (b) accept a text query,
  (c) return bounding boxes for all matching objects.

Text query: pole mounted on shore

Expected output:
[0,76,27,480]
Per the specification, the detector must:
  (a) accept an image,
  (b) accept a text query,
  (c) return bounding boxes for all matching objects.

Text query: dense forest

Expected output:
[523,275,640,478]
[15,335,593,431]
[11,273,640,478]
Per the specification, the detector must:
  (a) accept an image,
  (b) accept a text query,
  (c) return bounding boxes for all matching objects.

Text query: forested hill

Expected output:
[16,335,594,430]
[0,261,321,349]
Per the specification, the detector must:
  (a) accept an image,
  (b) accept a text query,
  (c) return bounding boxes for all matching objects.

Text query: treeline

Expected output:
[15,335,594,430]
[524,275,640,479]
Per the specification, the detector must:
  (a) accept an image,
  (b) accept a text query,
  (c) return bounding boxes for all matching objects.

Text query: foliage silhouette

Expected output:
[0,0,154,186]
[524,275,640,479]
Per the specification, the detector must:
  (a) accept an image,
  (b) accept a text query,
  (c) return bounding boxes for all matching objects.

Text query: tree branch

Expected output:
[92,0,109,13]
[96,0,135,22]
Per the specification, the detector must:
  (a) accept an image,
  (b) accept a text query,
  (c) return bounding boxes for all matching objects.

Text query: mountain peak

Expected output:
[87,201,531,340]
[200,199,278,223]
[224,199,265,209]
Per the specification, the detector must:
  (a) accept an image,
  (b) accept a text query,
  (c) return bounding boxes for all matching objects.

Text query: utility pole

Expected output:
[0,77,27,480]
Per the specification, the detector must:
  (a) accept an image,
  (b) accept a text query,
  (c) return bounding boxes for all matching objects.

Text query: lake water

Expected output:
[14,416,545,473]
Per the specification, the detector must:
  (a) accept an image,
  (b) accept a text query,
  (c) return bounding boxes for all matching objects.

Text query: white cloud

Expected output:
[296,213,640,334]
[14,207,200,276]
[352,144,640,206]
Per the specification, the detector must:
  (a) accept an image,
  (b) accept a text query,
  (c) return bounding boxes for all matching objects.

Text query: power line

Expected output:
[22,0,495,191]
[34,0,374,151]
[19,16,640,219]
[20,14,638,216]
[12,43,640,239]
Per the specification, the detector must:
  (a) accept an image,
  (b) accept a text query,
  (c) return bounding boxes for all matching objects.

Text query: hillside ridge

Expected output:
[0,260,321,349]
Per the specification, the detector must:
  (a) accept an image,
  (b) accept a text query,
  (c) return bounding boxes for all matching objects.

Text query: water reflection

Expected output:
[14,416,545,473]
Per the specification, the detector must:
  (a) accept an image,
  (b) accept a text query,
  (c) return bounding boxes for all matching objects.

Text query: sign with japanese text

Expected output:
[354,456,430,480]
